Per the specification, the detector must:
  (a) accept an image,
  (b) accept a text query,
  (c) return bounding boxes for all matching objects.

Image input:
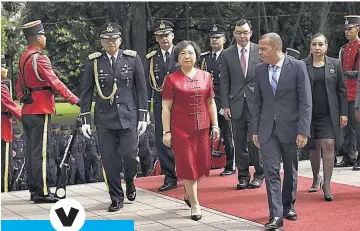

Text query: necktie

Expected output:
[111,56,116,73]
[240,48,247,76]
[271,65,278,95]
[212,53,217,66]
[165,51,170,72]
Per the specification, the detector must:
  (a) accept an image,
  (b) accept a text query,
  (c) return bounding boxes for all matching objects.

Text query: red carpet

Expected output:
[135,168,360,231]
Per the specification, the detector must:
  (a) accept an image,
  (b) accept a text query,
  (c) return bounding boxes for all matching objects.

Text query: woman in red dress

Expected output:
[162,40,220,221]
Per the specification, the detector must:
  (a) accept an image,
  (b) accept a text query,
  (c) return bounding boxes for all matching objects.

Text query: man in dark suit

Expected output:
[198,24,235,176]
[218,19,264,189]
[80,22,148,212]
[144,20,179,191]
[252,33,312,229]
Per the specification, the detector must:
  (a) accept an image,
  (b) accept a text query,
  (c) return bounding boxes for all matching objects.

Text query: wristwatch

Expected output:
[163,131,171,135]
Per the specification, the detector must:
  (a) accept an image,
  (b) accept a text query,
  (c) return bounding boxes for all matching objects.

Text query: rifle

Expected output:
[11,158,26,191]
[55,116,82,199]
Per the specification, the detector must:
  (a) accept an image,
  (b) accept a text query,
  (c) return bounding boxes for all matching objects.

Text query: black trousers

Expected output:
[154,102,177,184]
[231,99,264,181]
[340,100,360,163]
[261,122,298,218]
[22,114,51,196]
[1,140,13,192]
[96,126,138,203]
[218,112,235,171]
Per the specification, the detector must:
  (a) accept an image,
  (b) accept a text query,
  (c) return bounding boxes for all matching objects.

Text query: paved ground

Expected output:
[2,157,360,231]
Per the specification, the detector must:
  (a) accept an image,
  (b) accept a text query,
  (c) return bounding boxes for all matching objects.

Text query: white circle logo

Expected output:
[49,198,86,231]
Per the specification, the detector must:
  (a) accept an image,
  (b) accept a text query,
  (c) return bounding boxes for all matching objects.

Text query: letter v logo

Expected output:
[50,198,86,231]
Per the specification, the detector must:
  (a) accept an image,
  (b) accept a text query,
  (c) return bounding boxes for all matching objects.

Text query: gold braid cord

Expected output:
[200,58,207,71]
[94,59,118,105]
[149,57,167,92]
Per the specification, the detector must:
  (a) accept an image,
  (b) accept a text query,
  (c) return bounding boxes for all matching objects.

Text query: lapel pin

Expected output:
[329,68,335,74]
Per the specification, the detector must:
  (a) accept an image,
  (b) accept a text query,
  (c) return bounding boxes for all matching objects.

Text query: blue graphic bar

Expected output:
[1,220,134,231]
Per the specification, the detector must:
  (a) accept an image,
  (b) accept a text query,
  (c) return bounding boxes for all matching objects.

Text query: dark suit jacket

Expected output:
[303,55,347,149]
[253,55,312,144]
[218,43,261,119]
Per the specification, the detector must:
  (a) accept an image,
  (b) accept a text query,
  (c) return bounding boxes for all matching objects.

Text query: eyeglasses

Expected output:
[234,31,251,36]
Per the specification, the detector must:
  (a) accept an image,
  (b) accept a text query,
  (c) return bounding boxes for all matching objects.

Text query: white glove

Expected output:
[82,124,92,139]
[219,108,225,116]
[138,121,147,136]
[147,113,151,125]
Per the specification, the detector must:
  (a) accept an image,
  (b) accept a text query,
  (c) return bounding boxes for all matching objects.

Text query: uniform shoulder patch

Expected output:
[88,52,102,60]
[200,51,210,56]
[123,49,137,57]
[146,50,157,59]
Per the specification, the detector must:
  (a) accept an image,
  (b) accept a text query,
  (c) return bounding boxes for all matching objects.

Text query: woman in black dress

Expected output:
[303,33,348,201]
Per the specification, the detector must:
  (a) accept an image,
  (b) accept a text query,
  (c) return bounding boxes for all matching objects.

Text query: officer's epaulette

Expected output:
[146,50,157,59]
[200,51,210,56]
[123,49,137,57]
[88,52,102,60]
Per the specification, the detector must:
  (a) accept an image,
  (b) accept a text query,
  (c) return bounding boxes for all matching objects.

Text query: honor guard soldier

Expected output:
[337,15,360,169]
[15,20,79,203]
[145,20,179,191]
[285,48,301,60]
[198,24,236,176]
[80,22,148,212]
[2,55,22,192]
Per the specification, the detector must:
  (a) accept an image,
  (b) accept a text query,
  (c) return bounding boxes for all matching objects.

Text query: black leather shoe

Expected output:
[158,182,177,192]
[249,179,263,189]
[334,160,353,167]
[220,170,236,176]
[33,193,59,204]
[264,217,283,229]
[353,163,360,171]
[126,182,136,201]
[191,214,202,221]
[108,201,124,212]
[30,192,36,201]
[284,209,297,221]
[236,180,249,190]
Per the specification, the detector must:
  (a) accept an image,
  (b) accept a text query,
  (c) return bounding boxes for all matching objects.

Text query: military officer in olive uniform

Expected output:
[198,24,236,176]
[80,22,148,212]
[145,20,179,191]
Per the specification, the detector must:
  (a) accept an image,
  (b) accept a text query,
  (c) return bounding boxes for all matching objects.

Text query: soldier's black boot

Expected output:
[126,181,136,201]
[34,193,59,204]
[30,192,35,201]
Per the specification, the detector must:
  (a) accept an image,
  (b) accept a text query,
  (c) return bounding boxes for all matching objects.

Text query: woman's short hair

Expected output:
[173,40,201,63]
[310,33,328,44]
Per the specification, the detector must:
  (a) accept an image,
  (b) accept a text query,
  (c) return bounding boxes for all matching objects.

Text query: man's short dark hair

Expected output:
[235,19,252,30]
[173,40,201,63]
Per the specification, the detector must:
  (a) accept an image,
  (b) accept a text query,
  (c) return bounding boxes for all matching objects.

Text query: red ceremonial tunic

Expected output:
[342,38,360,101]
[16,46,78,115]
[1,82,22,142]
[162,69,215,180]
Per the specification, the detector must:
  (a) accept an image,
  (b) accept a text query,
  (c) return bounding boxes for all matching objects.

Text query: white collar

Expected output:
[211,50,222,59]
[106,51,119,60]
[237,42,251,53]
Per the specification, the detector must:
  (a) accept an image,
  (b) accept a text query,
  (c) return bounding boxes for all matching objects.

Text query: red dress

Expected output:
[162,69,215,180]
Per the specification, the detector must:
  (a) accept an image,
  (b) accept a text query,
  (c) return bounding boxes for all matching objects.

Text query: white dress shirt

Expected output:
[106,51,119,66]
[237,42,251,76]
[268,54,285,84]
[161,45,173,63]
[211,50,222,61]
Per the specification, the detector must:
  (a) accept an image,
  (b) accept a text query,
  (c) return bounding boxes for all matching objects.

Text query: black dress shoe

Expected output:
[108,201,124,212]
[264,217,283,229]
[249,179,263,189]
[191,214,202,221]
[284,209,297,221]
[353,163,360,171]
[126,182,136,201]
[334,160,353,167]
[220,169,236,176]
[158,182,177,192]
[33,193,59,204]
[236,180,249,190]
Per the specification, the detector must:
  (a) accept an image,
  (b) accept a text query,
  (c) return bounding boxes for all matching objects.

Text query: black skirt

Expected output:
[312,115,335,139]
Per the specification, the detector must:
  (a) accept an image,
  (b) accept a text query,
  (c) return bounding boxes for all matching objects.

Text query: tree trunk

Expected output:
[131,2,146,61]
[257,2,261,38]
[318,2,332,33]
[289,2,304,48]
[262,2,269,33]
[214,2,231,43]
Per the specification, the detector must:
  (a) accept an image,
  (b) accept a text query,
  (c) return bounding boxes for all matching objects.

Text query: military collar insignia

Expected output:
[159,21,166,29]
[107,24,113,33]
